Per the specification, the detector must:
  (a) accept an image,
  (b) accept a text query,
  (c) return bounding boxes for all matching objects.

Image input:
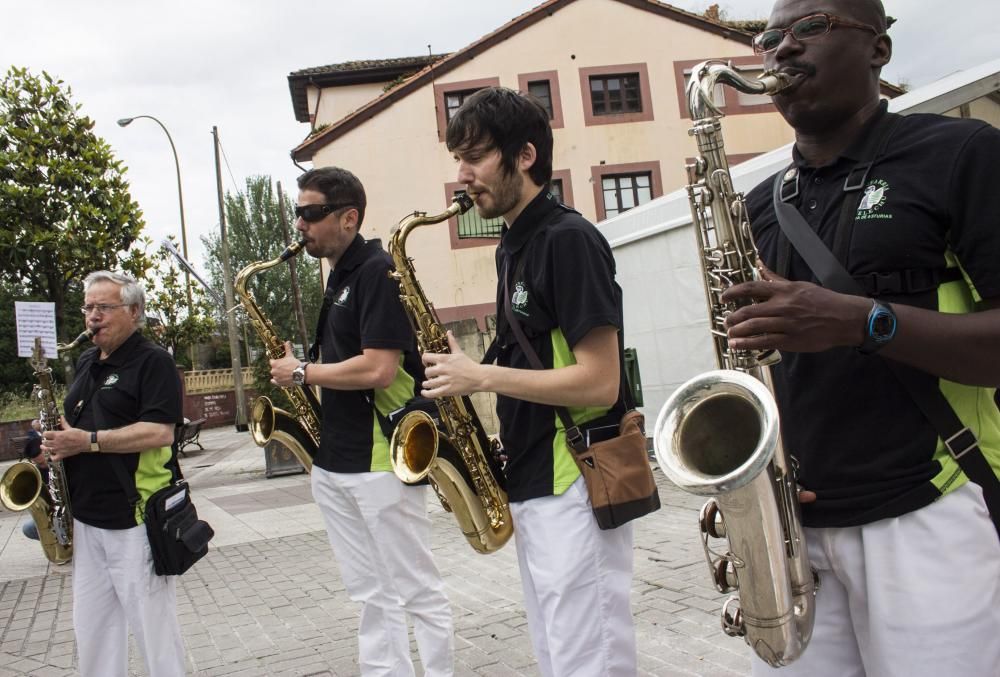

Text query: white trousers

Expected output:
[311,468,454,677]
[752,483,1000,677]
[510,477,637,677]
[72,519,186,677]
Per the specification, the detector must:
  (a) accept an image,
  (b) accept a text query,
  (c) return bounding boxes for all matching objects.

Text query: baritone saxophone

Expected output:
[653,61,817,667]
[387,194,513,554]
[0,331,92,565]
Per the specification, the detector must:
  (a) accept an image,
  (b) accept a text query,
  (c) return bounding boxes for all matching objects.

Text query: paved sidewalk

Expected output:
[0,427,753,676]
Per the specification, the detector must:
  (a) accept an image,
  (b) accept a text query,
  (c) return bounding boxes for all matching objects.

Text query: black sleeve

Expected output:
[547,222,622,349]
[23,434,41,459]
[137,348,183,425]
[357,257,414,351]
[947,123,1000,301]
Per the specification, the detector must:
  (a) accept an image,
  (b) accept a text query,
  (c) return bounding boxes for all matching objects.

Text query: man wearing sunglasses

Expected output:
[270,167,454,676]
[721,1,1000,675]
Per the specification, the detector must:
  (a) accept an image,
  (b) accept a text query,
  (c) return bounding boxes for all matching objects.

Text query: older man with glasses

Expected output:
[719,1,1000,675]
[43,271,187,677]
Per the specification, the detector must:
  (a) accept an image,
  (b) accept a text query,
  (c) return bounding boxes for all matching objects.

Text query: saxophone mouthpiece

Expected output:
[57,329,95,353]
[454,192,475,214]
[280,240,307,262]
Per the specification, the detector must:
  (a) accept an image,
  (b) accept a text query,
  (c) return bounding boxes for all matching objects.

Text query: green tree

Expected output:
[144,236,217,368]
[202,176,322,399]
[0,67,152,343]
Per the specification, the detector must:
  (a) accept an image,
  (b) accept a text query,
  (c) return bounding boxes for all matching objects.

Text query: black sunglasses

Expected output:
[294,203,354,223]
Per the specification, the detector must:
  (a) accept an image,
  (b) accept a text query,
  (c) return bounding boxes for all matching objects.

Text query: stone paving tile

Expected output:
[0,428,759,676]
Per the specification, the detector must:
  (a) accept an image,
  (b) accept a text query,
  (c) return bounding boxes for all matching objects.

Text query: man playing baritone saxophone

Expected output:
[721,1,1000,675]
[421,87,638,676]
[42,271,186,677]
[269,167,454,677]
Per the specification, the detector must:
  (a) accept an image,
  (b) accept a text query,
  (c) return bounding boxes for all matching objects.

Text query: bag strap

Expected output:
[770,122,1000,535]
[501,260,633,456]
[308,283,338,363]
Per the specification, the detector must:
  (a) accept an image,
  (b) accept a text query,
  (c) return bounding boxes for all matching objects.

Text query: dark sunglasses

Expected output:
[294,203,354,223]
[753,13,881,54]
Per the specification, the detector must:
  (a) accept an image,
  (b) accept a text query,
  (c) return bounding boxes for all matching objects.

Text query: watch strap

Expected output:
[90,430,100,453]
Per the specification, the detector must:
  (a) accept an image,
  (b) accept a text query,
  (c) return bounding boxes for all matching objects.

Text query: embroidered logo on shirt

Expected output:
[856,179,892,221]
[511,281,530,316]
[335,286,351,306]
[102,374,120,388]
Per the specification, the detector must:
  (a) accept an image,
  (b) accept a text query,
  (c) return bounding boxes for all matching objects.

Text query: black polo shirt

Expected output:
[64,331,181,529]
[315,235,423,473]
[745,103,1000,527]
[495,188,626,502]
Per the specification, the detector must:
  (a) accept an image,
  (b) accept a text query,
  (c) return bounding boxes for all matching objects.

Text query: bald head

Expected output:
[770,0,887,32]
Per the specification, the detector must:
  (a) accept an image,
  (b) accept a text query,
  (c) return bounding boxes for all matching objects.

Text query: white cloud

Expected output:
[2,0,996,273]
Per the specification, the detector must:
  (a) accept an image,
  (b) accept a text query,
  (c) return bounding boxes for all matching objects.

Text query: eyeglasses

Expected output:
[753,13,881,54]
[294,203,354,223]
[80,303,128,315]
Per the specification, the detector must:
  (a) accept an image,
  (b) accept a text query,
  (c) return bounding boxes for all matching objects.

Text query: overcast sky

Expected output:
[3,0,997,275]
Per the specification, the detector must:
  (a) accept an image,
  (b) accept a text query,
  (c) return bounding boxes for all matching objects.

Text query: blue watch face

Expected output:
[870,307,897,343]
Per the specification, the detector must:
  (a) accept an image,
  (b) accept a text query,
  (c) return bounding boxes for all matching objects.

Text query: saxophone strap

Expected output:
[771,115,1000,536]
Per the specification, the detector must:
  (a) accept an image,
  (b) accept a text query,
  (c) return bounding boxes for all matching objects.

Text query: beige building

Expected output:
[288,0,807,327]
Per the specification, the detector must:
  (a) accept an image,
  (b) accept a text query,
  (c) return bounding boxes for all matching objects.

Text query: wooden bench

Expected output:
[176,418,206,456]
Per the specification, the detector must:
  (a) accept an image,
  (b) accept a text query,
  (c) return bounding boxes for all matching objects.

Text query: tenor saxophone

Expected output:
[0,331,92,565]
[387,195,513,554]
[652,61,817,667]
[235,242,320,472]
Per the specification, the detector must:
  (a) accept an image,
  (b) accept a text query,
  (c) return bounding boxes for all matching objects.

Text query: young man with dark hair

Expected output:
[423,87,638,676]
[722,1,1000,674]
[270,166,453,676]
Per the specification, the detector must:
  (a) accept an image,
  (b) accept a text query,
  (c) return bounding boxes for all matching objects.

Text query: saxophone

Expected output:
[0,331,92,565]
[235,241,320,472]
[387,195,513,554]
[652,61,817,667]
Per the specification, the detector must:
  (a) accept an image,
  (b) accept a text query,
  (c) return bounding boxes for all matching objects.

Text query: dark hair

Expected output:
[296,166,367,227]
[445,87,553,186]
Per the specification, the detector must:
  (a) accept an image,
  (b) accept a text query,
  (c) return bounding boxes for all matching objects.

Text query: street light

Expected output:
[118,114,197,366]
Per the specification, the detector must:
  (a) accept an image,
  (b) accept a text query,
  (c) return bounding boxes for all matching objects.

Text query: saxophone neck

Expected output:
[235,240,307,295]
[687,60,795,121]
[390,194,475,264]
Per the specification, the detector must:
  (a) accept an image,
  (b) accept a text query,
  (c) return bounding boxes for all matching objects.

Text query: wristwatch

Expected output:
[857,300,897,355]
[89,431,101,453]
[291,361,308,386]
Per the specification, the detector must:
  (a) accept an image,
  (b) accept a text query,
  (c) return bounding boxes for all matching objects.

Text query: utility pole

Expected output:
[213,125,248,432]
[277,181,310,354]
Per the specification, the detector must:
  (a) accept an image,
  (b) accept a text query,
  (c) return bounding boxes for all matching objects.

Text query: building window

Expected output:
[518,71,564,129]
[590,161,662,222]
[602,173,652,218]
[590,74,642,116]
[550,178,564,204]
[434,77,500,142]
[453,190,504,239]
[579,63,654,126]
[445,88,481,122]
[528,80,554,119]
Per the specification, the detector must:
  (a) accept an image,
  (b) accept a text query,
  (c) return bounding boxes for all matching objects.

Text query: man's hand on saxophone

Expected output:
[421,331,483,399]
[44,417,175,461]
[269,340,303,388]
[721,263,870,354]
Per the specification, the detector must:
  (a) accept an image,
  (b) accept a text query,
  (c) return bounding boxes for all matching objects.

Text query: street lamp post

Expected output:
[117,115,197,366]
